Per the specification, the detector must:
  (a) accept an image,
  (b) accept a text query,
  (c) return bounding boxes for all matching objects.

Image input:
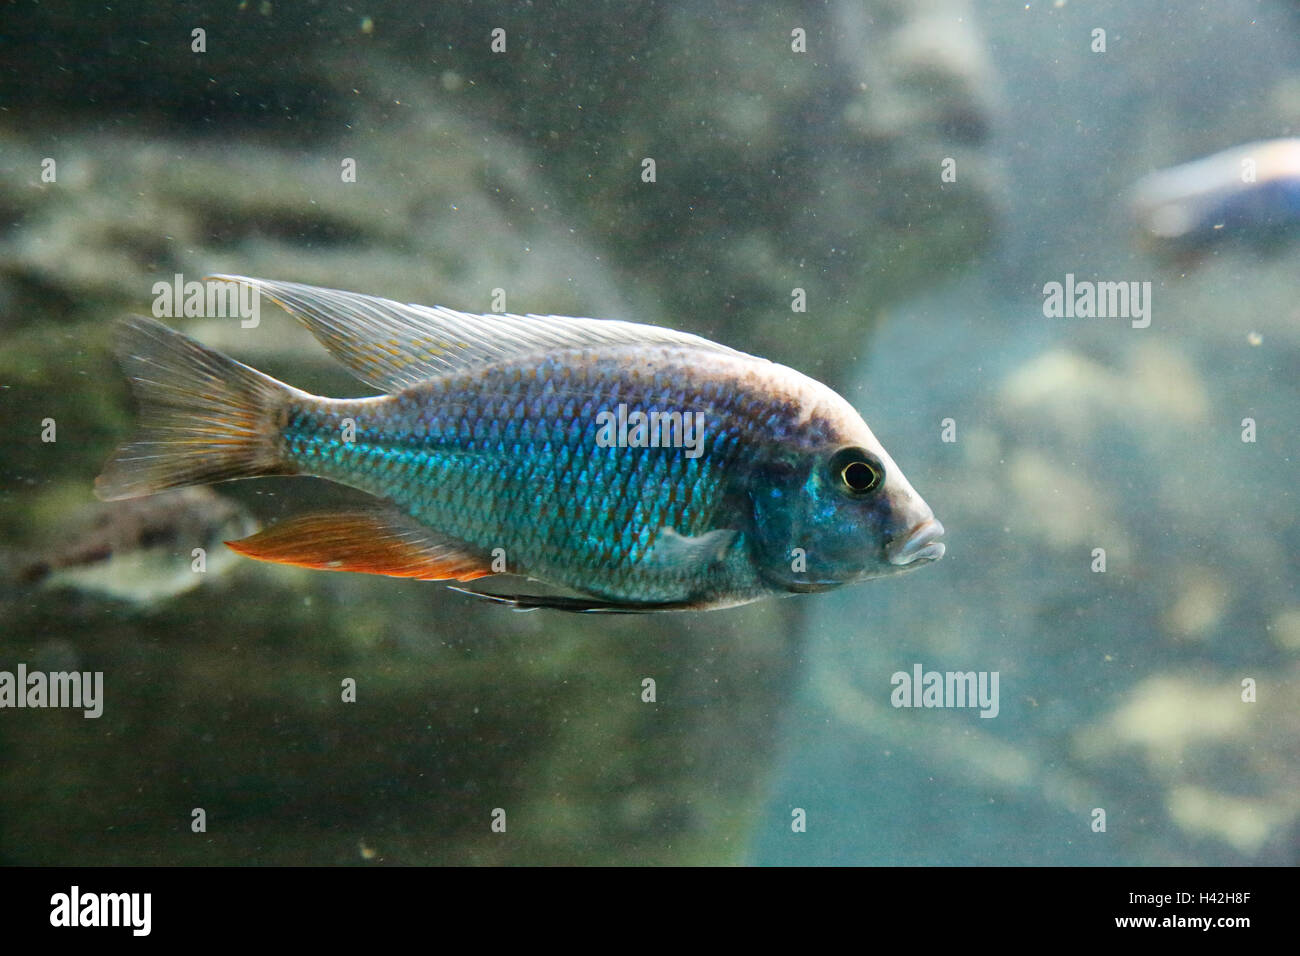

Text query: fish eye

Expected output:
[829,447,884,496]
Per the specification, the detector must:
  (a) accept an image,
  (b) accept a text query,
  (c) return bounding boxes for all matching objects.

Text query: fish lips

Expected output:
[886,518,947,567]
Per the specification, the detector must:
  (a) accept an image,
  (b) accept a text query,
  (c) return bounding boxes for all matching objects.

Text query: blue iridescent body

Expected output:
[284,348,765,602]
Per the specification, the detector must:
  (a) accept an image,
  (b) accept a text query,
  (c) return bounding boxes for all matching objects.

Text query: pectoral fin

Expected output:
[649,527,739,568]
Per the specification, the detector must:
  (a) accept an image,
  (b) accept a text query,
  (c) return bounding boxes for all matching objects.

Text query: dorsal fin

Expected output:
[205,275,746,392]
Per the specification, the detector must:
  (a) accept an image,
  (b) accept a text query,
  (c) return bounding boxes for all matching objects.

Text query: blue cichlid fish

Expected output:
[1132,138,1300,253]
[95,277,945,612]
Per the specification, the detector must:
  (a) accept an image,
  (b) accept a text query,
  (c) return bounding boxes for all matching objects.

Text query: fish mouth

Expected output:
[887,518,946,566]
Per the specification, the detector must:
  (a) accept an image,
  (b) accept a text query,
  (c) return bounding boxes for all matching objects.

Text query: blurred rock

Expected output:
[1074,673,1300,859]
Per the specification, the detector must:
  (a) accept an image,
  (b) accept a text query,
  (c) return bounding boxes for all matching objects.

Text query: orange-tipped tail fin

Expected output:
[95,316,299,501]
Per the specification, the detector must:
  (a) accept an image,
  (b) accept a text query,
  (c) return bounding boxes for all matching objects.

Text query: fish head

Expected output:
[745,381,944,592]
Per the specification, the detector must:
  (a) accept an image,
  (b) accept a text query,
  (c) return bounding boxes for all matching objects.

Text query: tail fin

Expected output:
[95,316,299,501]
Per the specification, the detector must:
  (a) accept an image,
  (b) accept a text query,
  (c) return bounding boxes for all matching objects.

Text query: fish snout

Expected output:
[887,518,946,566]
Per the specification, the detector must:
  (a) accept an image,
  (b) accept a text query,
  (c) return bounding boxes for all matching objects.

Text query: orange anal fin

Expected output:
[225,511,494,581]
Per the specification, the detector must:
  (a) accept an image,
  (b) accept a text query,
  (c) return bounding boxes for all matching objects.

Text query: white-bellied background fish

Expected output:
[8,487,258,606]
[1132,137,1300,253]
[95,276,945,612]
